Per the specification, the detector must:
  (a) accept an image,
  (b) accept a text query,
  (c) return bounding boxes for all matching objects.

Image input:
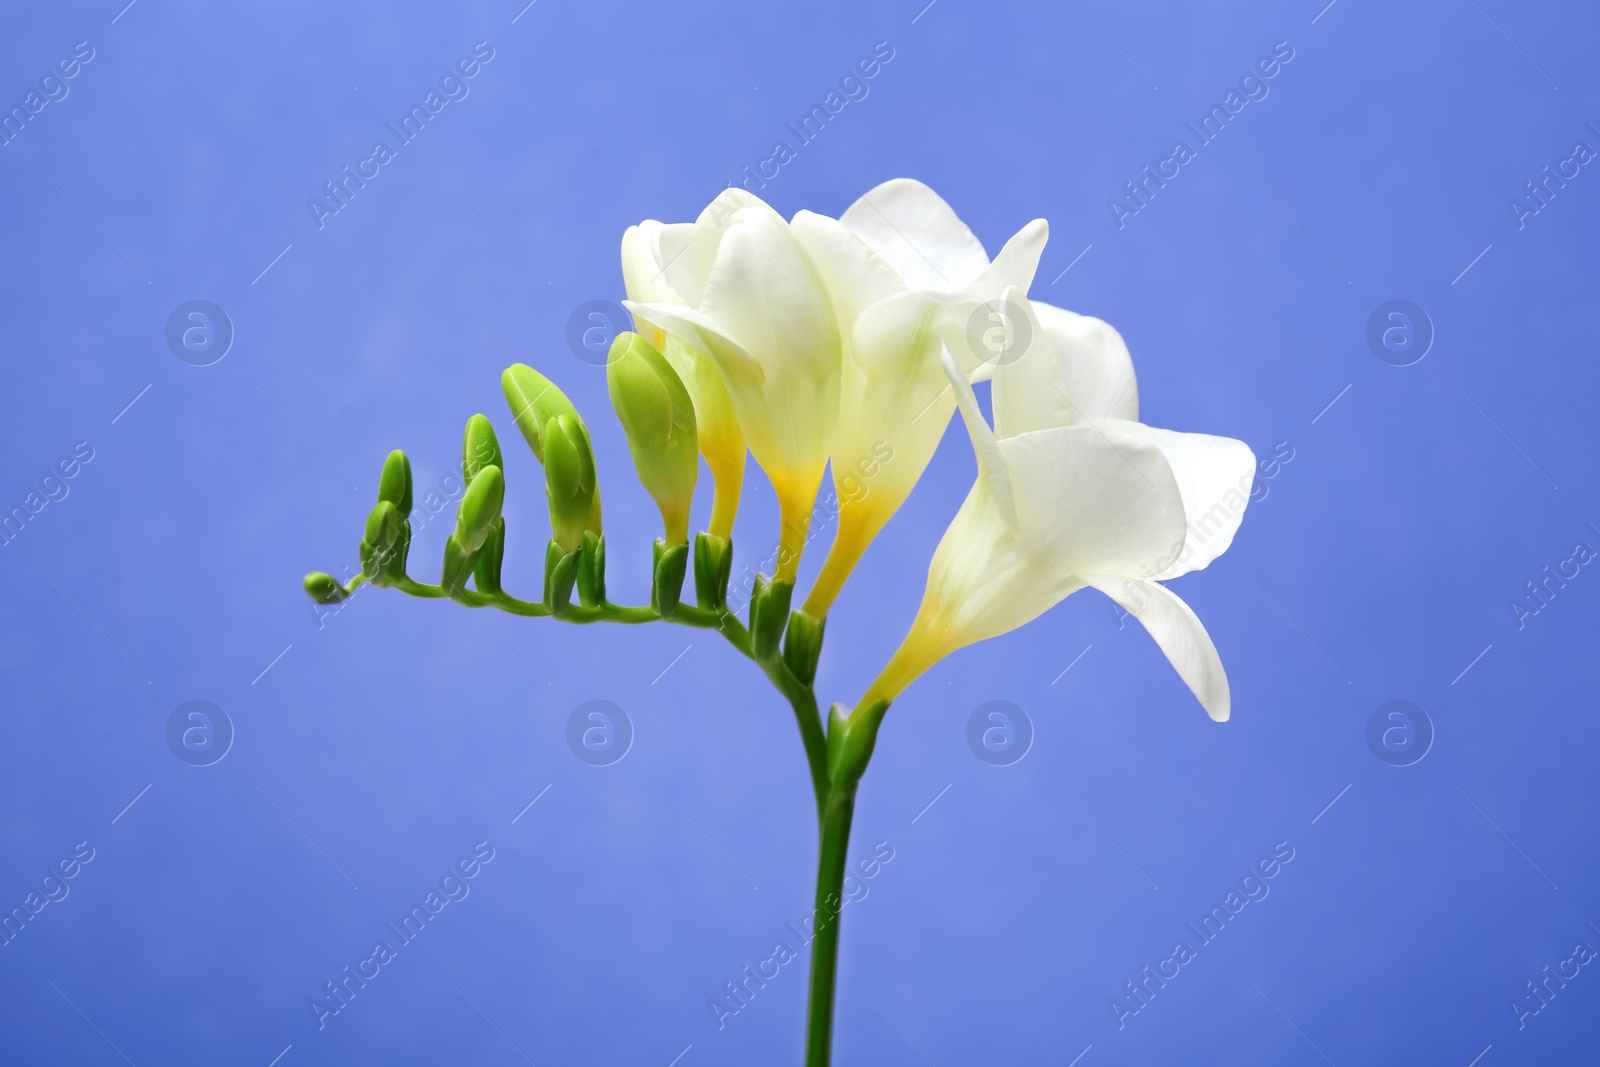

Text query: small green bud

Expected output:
[652,539,689,615]
[607,332,699,545]
[782,609,825,687]
[378,450,413,514]
[463,414,503,483]
[303,571,349,604]
[456,465,504,554]
[543,414,595,554]
[501,363,581,463]
[694,532,733,610]
[750,574,793,661]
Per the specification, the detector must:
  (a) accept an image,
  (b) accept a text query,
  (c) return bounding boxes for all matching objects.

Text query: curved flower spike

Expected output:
[625,189,840,580]
[860,308,1255,722]
[791,179,1049,615]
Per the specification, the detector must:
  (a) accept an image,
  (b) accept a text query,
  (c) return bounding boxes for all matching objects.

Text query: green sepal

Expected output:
[474,518,505,594]
[303,571,349,604]
[441,534,477,604]
[652,539,689,616]
[542,539,563,603]
[362,500,409,587]
[750,574,793,661]
[826,701,887,789]
[577,531,606,607]
[544,540,580,615]
[363,499,395,547]
[694,532,733,610]
[463,414,503,483]
[378,450,413,514]
[456,465,504,554]
[782,609,825,687]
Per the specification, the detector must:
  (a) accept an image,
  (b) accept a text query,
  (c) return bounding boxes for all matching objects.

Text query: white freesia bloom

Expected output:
[625,189,840,579]
[860,308,1255,721]
[791,179,1049,615]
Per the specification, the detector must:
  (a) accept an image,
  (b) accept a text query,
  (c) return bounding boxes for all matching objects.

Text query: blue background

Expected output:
[2,1,1596,1063]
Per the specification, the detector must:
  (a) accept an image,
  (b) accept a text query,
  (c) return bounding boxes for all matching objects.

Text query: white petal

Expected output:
[966,218,1048,298]
[697,206,838,387]
[913,422,1186,652]
[992,303,1138,438]
[940,348,1016,532]
[697,206,840,476]
[649,222,699,307]
[623,299,765,386]
[1001,424,1186,580]
[1100,422,1256,580]
[790,210,907,335]
[840,179,991,291]
[664,189,771,308]
[818,292,954,543]
[620,223,662,304]
[1079,576,1231,721]
[946,284,1044,383]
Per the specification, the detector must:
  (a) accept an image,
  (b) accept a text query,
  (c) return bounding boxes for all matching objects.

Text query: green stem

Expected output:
[771,668,832,809]
[804,781,857,1067]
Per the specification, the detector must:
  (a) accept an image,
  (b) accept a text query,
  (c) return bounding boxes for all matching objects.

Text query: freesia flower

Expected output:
[792,179,1049,615]
[859,306,1255,721]
[624,189,840,580]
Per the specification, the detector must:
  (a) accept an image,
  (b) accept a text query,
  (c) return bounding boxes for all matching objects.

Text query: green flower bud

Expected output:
[463,414,503,483]
[303,571,349,604]
[501,363,581,463]
[456,465,504,554]
[502,364,602,539]
[607,332,698,545]
[378,450,413,514]
[543,414,595,554]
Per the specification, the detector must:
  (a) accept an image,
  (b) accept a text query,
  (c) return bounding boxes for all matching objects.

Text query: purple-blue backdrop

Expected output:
[2,1,1596,1063]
